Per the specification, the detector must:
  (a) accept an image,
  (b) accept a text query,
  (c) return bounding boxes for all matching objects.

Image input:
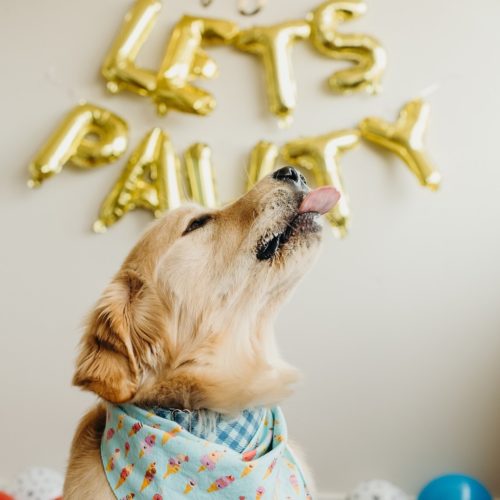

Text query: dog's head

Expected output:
[73,167,339,411]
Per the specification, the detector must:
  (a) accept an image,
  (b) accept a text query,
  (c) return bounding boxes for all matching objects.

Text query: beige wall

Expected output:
[1,0,500,496]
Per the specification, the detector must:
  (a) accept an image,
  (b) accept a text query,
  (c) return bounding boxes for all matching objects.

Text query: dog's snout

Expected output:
[272,167,306,188]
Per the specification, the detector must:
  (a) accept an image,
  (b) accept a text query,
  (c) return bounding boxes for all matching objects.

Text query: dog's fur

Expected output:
[64,173,326,499]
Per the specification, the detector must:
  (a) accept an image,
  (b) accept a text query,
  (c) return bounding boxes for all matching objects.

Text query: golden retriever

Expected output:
[63,167,339,499]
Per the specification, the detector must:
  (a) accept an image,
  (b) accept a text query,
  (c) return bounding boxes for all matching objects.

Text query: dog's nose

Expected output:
[272,167,306,187]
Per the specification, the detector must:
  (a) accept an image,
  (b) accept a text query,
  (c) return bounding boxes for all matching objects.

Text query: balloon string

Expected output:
[418,82,440,99]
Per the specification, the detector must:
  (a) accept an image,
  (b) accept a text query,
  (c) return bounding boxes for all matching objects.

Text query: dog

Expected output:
[63,167,339,499]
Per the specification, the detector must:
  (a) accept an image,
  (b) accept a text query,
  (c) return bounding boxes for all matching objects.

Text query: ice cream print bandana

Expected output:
[101,403,312,499]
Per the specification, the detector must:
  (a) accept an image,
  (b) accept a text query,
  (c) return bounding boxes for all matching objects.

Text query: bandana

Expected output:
[101,404,312,499]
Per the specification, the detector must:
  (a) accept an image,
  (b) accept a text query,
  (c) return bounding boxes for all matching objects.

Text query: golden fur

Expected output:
[64,173,325,498]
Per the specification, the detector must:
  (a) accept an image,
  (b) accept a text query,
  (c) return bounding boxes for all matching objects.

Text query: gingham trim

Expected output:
[151,407,265,453]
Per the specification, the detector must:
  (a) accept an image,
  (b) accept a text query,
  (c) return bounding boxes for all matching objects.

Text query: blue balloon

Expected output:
[418,474,492,500]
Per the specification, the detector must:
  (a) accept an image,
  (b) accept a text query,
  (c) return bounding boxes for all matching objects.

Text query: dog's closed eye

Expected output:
[182,214,213,235]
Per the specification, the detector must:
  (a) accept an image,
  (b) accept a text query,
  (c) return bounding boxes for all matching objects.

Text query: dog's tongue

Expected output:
[298,186,340,215]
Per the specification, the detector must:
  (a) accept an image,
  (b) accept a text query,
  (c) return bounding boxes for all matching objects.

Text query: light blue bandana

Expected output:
[101,404,312,499]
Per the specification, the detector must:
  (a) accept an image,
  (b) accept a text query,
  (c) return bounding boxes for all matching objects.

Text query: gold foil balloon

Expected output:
[28,103,128,188]
[101,0,161,96]
[281,129,360,237]
[155,16,239,116]
[235,21,311,126]
[94,128,184,232]
[308,0,386,94]
[184,143,219,207]
[359,99,441,190]
[246,140,279,189]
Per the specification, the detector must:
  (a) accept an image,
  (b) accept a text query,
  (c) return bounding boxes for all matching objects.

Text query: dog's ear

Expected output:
[73,270,165,403]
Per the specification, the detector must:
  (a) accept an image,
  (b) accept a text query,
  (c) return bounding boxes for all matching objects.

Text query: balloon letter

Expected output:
[94,128,184,232]
[28,103,128,188]
[235,21,311,125]
[246,141,279,189]
[359,99,441,190]
[308,0,386,94]
[281,129,360,237]
[101,0,161,95]
[184,143,219,208]
[155,16,239,116]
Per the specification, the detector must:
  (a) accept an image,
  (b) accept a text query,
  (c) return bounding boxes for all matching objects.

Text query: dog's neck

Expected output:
[133,319,299,412]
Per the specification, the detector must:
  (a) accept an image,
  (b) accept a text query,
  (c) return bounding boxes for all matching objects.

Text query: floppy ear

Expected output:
[73,270,165,403]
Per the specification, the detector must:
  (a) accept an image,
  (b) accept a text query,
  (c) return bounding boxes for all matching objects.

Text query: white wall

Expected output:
[1,0,500,496]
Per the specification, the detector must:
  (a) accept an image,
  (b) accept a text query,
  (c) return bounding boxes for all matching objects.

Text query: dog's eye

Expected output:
[182,214,212,235]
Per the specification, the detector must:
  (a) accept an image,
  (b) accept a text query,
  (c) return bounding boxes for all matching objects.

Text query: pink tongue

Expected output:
[298,186,340,215]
